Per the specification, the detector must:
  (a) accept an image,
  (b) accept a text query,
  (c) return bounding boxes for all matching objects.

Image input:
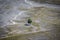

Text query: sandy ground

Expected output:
[0,0,60,40]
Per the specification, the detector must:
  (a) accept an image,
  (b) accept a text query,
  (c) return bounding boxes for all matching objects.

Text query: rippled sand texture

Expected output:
[0,0,60,40]
[0,7,60,40]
